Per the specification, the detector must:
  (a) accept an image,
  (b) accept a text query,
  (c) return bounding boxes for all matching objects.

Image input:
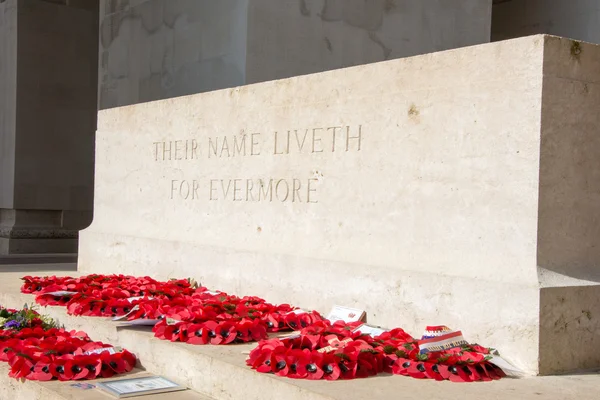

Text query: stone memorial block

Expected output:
[80,35,600,375]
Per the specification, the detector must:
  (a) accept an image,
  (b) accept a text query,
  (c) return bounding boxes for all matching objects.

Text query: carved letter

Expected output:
[251,133,261,156]
[192,180,200,199]
[220,136,231,158]
[312,128,324,153]
[234,135,246,156]
[292,179,302,202]
[163,141,172,160]
[221,180,232,199]
[233,179,242,201]
[258,179,273,201]
[175,140,183,160]
[191,139,199,159]
[327,126,342,152]
[209,179,218,200]
[275,179,290,202]
[307,178,318,203]
[246,179,255,201]
[179,180,190,200]
[208,137,218,158]
[273,132,285,155]
[294,129,309,152]
[346,125,362,151]
[171,180,178,199]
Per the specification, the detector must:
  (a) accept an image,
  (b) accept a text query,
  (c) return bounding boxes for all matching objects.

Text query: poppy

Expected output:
[64,355,102,380]
[270,346,291,377]
[297,351,324,380]
[186,323,206,345]
[30,356,54,381]
[285,349,310,379]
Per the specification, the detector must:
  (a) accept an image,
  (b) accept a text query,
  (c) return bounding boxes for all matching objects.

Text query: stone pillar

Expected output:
[98,0,492,109]
[0,0,98,254]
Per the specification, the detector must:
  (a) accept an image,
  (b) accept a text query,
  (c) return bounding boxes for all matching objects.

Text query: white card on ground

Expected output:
[325,305,366,323]
[286,309,310,315]
[353,324,388,337]
[44,291,79,297]
[126,296,153,302]
[112,305,140,321]
[278,331,301,340]
[84,347,120,356]
[117,319,161,327]
[96,375,186,398]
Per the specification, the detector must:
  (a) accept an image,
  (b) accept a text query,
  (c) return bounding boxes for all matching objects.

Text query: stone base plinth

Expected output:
[80,35,600,375]
[0,209,79,254]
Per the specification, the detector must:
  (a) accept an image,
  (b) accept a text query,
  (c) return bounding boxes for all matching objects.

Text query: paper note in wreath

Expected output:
[96,376,186,398]
[325,305,366,323]
[112,306,161,326]
[353,324,388,337]
[84,347,121,356]
[317,337,353,353]
[45,291,79,297]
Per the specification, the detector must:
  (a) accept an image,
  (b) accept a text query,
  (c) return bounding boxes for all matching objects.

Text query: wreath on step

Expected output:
[247,321,504,382]
[0,305,136,381]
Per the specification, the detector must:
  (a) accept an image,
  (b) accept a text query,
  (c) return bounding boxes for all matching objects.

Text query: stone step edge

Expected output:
[0,364,212,400]
[0,287,343,400]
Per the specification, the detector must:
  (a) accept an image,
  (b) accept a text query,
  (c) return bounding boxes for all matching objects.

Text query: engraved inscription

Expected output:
[153,124,363,204]
[153,140,199,161]
[208,178,318,203]
[272,125,362,155]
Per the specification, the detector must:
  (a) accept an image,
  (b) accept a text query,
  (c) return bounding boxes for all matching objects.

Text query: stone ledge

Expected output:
[1,267,600,400]
[0,364,211,400]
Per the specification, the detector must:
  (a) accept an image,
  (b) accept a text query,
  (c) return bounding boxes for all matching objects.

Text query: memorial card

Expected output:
[96,376,186,398]
[325,305,366,323]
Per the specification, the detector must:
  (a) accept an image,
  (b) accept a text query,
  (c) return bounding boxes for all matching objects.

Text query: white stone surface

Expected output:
[81,35,600,374]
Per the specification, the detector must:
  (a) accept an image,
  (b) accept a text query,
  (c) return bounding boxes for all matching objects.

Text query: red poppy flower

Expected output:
[186,323,206,345]
[63,355,102,380]
[30,356,54,381]
[297,351,324,380]
[355,350,381,378]
[270,346,291,377]
[470,344,490,354]
[8,352,35,379]
[319,353,341,380]
[0,339,20,362]
[423,362,445,381]
[334,351,358,380]
[392,357,411,376]
[284,349,310,379]
[100,351,136,377]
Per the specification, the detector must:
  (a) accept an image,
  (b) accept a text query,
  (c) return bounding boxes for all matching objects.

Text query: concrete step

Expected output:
[0,364,211,400]
[1,266,599,400]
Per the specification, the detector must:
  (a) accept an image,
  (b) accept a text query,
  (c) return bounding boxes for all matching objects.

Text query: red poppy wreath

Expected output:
[247,321,505,382]
[0,305,136,381]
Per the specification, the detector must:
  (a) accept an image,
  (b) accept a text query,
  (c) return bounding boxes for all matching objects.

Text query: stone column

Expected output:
[98,0,492,109]
[0,0,98,254]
